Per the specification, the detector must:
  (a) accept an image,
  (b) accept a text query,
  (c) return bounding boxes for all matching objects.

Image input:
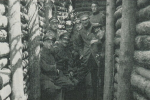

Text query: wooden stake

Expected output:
[28,0,41,100]
[103,0,115,100]
[8,0,24,99]
[117,0,136,100]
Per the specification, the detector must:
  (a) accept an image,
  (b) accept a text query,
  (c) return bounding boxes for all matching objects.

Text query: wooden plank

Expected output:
[117,0,136,100]
[8,0,24,99]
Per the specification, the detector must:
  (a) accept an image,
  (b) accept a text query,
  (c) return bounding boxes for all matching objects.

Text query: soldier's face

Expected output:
[91,4,98,13]
[50,22,58,31]
[81,17,90,28]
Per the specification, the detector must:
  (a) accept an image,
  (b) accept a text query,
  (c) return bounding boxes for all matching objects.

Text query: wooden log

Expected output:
[133,92,148,100]
[114,7,122,19]
[135,35,150,50]
[138,5,150,22]
[115,63,119,72]
[0,30,7,42]
[115,57,119,63]
[20,12,29,23]
[131,72,150,98]
[20,0,28,6]
[0,43,9,58]
[114,37,120,46]
[115,49,120,57]
[20,4,28,14]
[22,51,28,60]
[117,0,136,100]
[135,67,150,81]
[0,84,11,100]
[115,18,121,30]
[0,58,8,69]
[103,0,115,100]
[0,69,11,89]
[38,9,45,17]
[28,0,41,99]
[22,41,28,51]
[134,51,150,65]
[115,29,121,37]
[0,16,8,28]
[116,0,122,6]
[114,73,118,83]
[136,21,150,35]
[21,23,28,31]
[114,83,118,92]
[8,0,24,99]
[137,0,150,8]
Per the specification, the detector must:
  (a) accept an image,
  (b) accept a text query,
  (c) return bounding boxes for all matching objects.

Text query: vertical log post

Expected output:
[103,0,115,100]
[8,0,24,99]
[28,0,41,100]
[45,0,53,32]
[117,0,136,100]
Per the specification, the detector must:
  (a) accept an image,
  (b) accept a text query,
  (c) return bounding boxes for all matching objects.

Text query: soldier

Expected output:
[77,13,104,100]
[40,18,74,100]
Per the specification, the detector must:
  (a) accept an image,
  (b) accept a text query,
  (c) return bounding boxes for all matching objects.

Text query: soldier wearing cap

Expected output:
[77,12,104,100]
[41,32,75,100]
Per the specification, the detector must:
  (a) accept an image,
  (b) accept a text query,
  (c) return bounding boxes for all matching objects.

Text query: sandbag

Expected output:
[115,29,121,37]
[115,18,122,30]
[136,21,150,35]
[0,43,9,58]
[114,37,120,46]
[134,51,150,65]
[0,58,8,69]
[135,35,150,50]
[138,5,150,22]
[0,30,7,42]
[114,7,122,19]
[135,67,150,80]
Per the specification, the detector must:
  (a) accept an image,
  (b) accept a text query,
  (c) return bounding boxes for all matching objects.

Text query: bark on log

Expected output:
[0,58,8,69]
[103,0,115,100]
[117,0,136,100]
[115,18,121,30]
[136,21,150,35]
[138,5,150,22]
[135,35,150,50]
[28,0,41,99]
[133,92,148,100]
[114,7,122,19]
[114,37,120,46]
[137,0,150,8]
[0,30,7,42]
[135,67,150,81]
[8,0,24,99]
[131,72,150,99]
[0,43,9,58]
[115,29,121,37]
[0,84,11,100]
[134,51,150,65]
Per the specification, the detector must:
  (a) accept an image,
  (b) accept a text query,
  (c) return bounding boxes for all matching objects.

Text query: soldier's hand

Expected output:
[90,39,98,45]
[79,55,83,59]
[69,71,74,77]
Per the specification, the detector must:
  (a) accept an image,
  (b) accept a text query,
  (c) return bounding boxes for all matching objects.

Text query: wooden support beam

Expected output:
[117,0,136,100]
[8,0,24,99]
[103,0,115,100]
[28,0,41,100]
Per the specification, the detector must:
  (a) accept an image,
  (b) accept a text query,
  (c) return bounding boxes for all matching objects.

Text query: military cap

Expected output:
[49,17,58,23]
[92,1,99,6]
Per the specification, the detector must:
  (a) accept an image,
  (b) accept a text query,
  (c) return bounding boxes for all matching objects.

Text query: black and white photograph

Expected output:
[0,0,147,100]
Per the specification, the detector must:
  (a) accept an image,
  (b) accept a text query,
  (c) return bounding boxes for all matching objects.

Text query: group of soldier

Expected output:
[40,1,105,100]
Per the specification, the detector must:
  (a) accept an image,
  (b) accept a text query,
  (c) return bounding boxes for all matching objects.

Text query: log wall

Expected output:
[0,1,11,100]
[113,0,122,100]
[131,0,150,100]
